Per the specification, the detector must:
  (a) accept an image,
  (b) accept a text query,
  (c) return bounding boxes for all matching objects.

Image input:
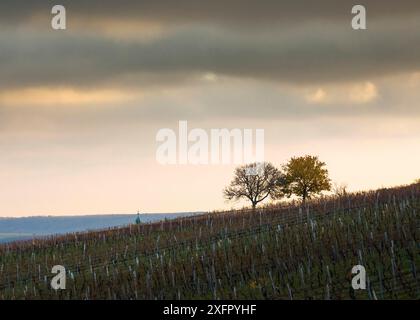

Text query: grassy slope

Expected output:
[0,184,419,300]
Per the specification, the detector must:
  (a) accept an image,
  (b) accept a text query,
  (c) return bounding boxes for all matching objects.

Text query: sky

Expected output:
[0,0,419,217]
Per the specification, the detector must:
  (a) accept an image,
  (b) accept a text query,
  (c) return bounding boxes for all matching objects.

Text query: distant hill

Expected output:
[0,212,201,243]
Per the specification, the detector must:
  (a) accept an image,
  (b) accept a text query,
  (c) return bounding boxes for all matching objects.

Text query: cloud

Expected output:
[306,88,328,104]
[1,1,420,27]
[202,72,219,82]
[0,1,419,90]
[349,82,378,104]
[0,87,138,107]
[1,18,420,90]
[303,82,379,105]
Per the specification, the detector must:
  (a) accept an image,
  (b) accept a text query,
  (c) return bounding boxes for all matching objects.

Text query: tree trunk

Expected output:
[302,187,308,204]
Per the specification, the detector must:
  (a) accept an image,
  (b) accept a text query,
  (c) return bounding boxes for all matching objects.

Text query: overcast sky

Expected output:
[0,1,419,216]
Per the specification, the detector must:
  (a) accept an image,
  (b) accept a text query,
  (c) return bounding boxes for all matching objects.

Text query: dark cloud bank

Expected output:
[1,0,420,24]
[0,0,419,88]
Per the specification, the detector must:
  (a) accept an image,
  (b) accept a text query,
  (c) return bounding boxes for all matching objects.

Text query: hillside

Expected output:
[0,213,200,244]
[0,184,419,300]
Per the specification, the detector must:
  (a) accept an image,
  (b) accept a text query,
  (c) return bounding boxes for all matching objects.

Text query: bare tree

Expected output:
[333,182,348,197]
[224,162,283,209]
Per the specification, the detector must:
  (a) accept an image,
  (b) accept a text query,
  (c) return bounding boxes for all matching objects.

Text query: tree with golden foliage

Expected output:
[282,155,331,203]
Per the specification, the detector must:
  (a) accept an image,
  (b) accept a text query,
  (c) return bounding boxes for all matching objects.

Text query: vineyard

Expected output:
[0,183,419,300]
